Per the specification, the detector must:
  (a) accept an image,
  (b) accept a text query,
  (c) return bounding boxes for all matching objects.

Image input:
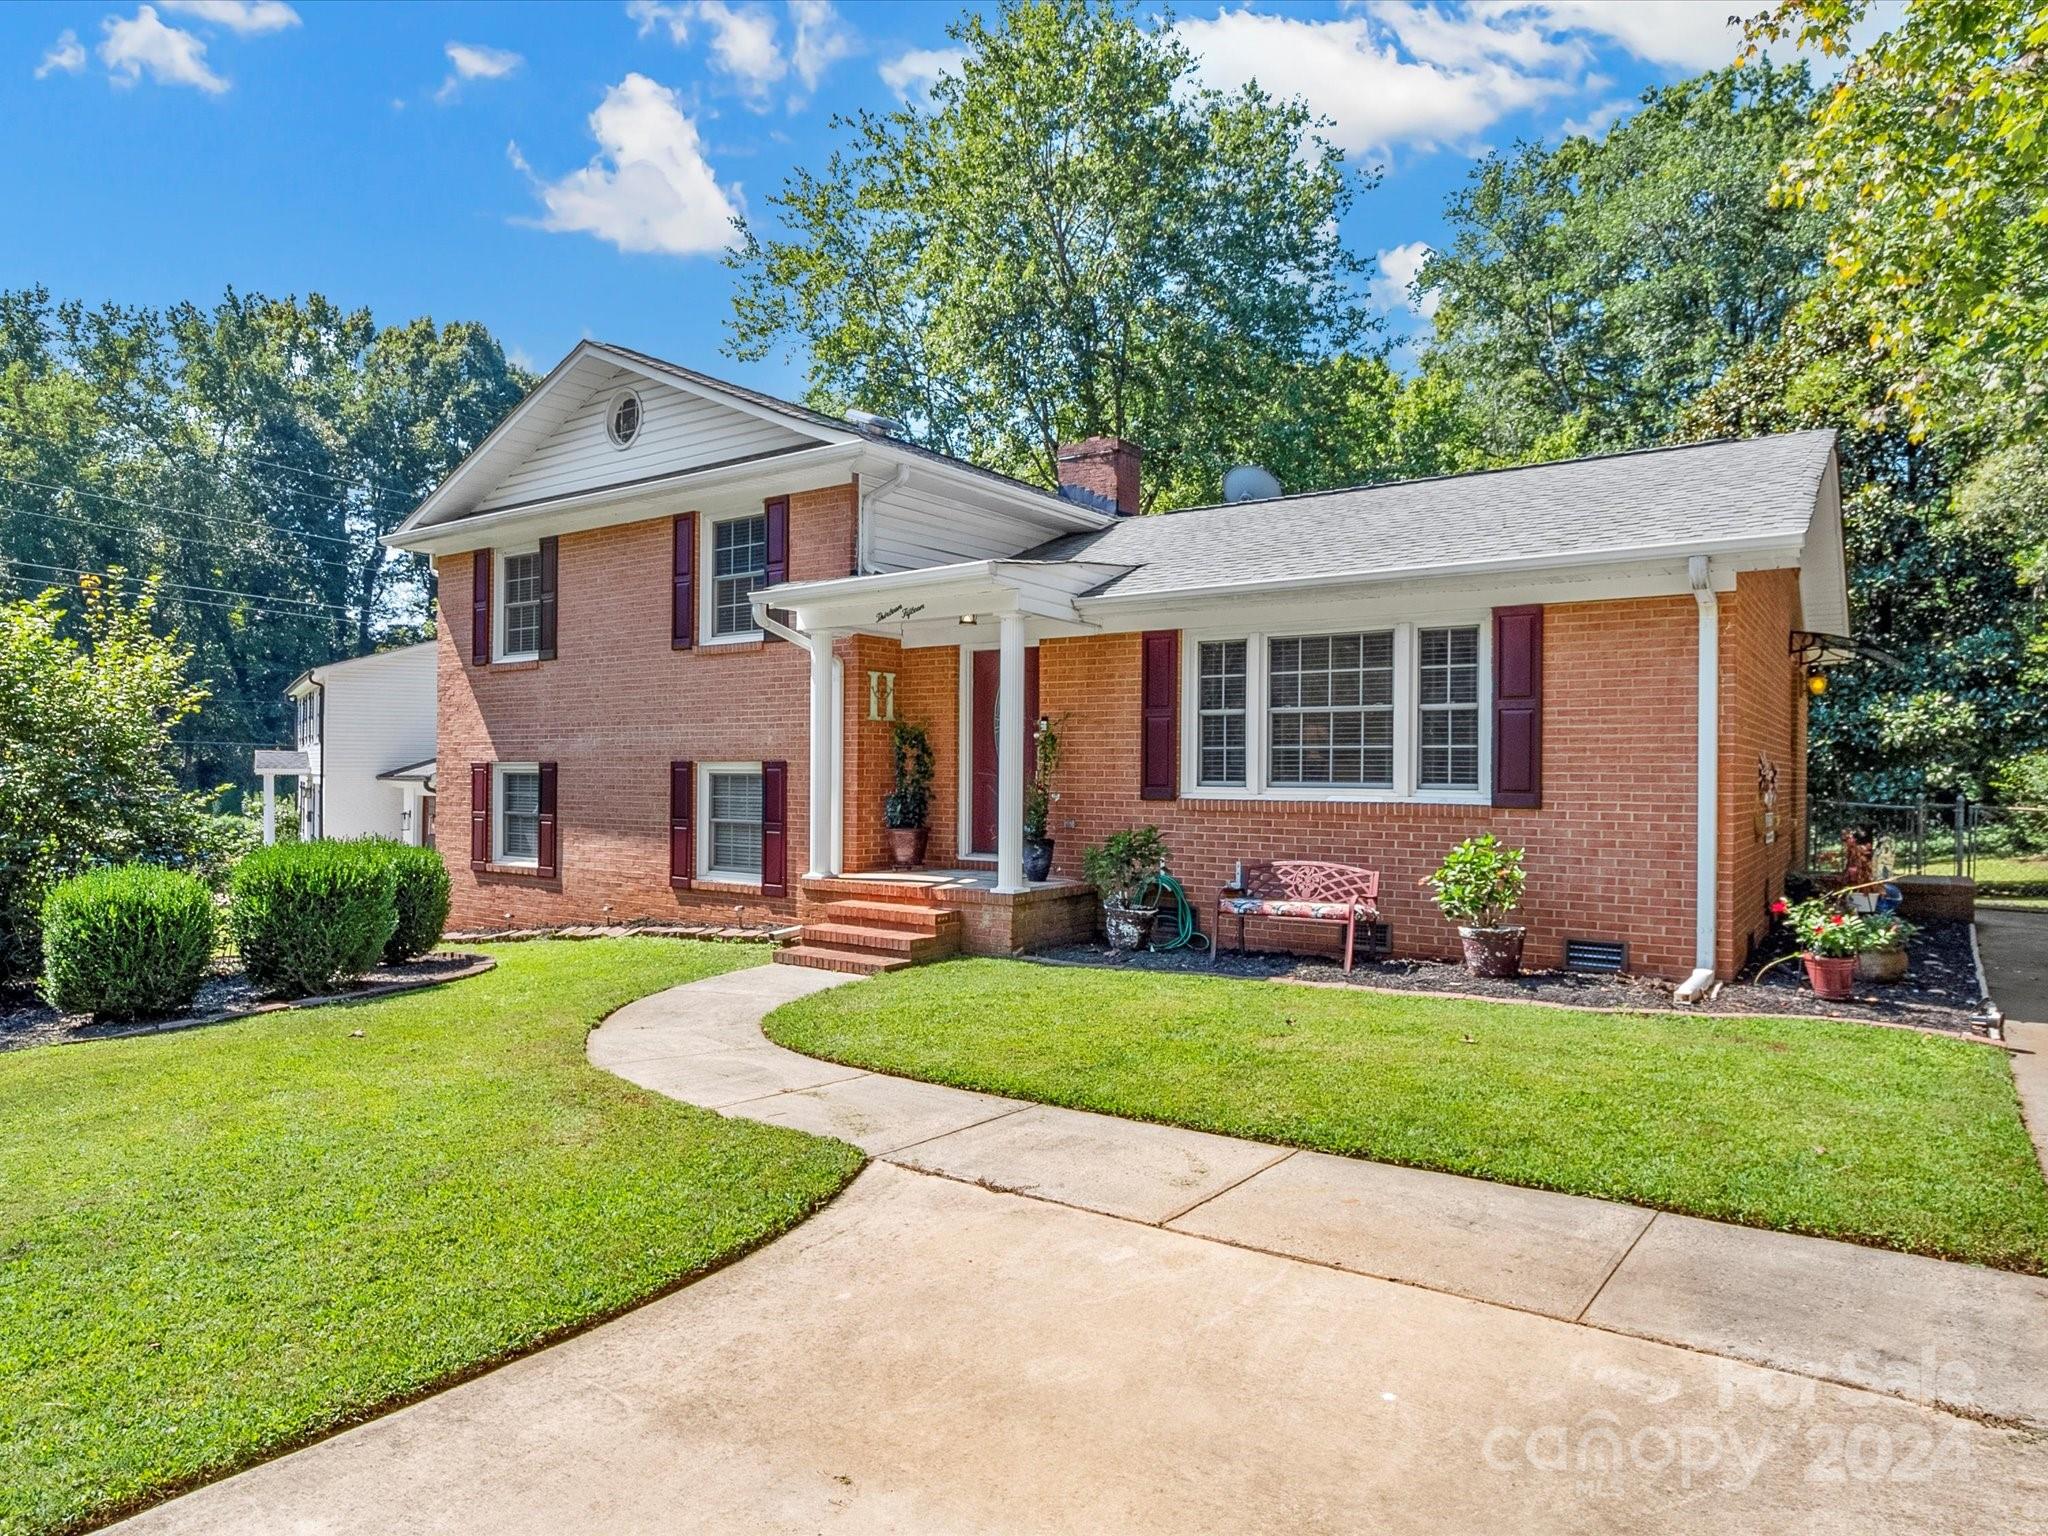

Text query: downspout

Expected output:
[1676,554,1720,1003]
[752,604,813,652]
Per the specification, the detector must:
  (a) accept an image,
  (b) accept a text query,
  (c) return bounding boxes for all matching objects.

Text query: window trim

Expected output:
[696,760,765,885]
[700,510,768,645]
[1176,618,1492,806]
[494,543,543,662]
[492,761,542,868]
[1415,623,1485,792]
[606,388,643,449]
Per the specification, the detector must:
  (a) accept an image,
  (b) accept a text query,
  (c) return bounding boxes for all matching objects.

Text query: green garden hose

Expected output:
[1147,869,1212,953]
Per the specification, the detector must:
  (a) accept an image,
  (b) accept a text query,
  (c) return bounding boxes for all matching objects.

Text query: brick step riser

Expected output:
[819,901,962,935]
[773,946,911,976]
[799,924,959,960]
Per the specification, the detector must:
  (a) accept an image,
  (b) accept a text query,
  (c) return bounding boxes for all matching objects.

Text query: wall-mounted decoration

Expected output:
[1756,754,1780,845]
[867,670,897,722]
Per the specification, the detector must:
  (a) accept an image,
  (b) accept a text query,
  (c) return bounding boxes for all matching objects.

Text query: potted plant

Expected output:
[1772,895,1870,1000]
[1425,835,1527,978]
[1082,825,1167,951]
[883,720,934,870]
[1853,911,1915,985]
[1022,715,1062,882]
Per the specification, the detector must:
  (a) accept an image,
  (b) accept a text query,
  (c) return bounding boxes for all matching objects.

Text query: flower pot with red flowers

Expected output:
[1772,895,1872,1000]
[1426,835,1527,978]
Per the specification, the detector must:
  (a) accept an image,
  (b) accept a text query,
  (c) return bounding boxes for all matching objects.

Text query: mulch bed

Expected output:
[1033,918,1996,1038]
[0,952,492,1054]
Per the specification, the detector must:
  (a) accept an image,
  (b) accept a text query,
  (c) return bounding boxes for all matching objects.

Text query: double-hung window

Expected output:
[705,767,764,880]
[498,547,542,659]
[495,764,541,866]
[1196,640,1247,787]
[1417,625,1482,790]
[1268,632,1395,789]
[711,514,767,638]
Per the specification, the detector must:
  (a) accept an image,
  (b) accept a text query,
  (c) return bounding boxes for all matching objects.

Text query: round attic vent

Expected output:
[607,389,642,448]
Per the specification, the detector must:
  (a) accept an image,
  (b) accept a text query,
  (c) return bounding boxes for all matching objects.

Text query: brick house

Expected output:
[388,341,1848,992]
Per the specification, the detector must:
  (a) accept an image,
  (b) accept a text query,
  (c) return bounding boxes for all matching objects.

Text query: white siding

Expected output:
[311,644,438,840]
[476,368,820,513]
[867,482,1067,572]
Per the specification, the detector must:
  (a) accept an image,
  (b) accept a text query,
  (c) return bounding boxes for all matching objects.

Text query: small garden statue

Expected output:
[883,720,934,869]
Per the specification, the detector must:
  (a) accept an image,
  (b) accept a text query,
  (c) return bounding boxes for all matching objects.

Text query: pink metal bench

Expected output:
[1216,860,1382,972]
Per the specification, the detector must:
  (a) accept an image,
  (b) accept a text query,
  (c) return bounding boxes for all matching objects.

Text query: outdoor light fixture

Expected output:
[1808,674,1828,697]
[958,614,978,625]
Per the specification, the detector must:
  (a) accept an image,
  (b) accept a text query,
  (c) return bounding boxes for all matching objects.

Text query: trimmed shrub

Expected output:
[368,841,452,962]
[41,865,217,1020]
[229,842,398,998]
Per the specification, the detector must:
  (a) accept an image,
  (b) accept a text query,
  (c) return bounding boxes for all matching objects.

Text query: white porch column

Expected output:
[995,611,1028,893]
[261,774,276,846]
[807,628,840,880]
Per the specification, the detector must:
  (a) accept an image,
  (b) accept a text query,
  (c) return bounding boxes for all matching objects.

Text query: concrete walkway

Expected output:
[1979,907,2048,1178]
[115,964,2048,1534]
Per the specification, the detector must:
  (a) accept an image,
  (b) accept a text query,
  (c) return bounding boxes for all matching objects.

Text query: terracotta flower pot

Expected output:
[1855,948,1908,985]
[885,826,928,871]
[1023,837,1054,883]
[1803,953,1858,1000]
[1459,926,1525,979]
[1103,903,1157,952]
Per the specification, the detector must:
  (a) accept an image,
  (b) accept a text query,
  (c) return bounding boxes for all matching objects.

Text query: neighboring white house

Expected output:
[253,642,438,846]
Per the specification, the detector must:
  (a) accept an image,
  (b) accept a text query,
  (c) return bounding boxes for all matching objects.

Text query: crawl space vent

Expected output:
[1564,938,1627,974]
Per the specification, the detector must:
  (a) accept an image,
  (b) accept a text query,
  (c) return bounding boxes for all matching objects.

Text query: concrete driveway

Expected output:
[115,961,2048,1533]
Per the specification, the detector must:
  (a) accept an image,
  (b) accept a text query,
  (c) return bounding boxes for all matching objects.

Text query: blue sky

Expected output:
[2,1,1877,397]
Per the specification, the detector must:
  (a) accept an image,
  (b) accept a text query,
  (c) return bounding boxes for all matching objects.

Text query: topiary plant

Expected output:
[228,841,398,998]
[360,840,451,962]
[40,864,218,1020]
[884,720,935,830]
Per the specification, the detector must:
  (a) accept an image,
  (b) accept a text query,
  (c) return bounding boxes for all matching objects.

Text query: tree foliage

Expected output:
[0,287,530,793]
[0,576,236,983]
[1420,63,1828,460]
[727,0,1373,509]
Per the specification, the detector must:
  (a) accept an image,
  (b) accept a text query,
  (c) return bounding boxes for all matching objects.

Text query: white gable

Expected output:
[474,364,821,514]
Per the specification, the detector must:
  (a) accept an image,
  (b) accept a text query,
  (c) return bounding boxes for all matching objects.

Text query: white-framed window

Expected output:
[1196,639,1247,787]
[607,389,642,448]
[494,763,541,866]
[699,763,764,882]
[496,545,542,660]
[293,690,318,749]
[1179,620,1491,804]
[708,513,768,640]
[1417,625,1482,790]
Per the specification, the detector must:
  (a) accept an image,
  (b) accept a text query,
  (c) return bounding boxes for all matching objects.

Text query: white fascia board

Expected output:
[384,443,865,556]
[603,349,862,445]
[851,446,1112,535]
[768,557,1121,631]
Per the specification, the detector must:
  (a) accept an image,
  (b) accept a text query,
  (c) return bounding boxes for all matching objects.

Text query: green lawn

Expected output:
[766,958,2048,1272]
[0,940,863,1536]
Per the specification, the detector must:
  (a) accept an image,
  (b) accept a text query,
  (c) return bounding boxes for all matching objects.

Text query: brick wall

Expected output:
[434,482,857,932]
[1033,596,1709,978]
[1715,568,1807,973]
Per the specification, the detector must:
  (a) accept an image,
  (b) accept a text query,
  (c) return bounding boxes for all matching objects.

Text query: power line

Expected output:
[0,570,368,627]
[5,558,363,615]
[6,504,366,576]
[2,475,366,546]
[17,417,432,510]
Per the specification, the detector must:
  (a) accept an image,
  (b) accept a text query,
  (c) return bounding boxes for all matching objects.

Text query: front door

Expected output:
[969,646,1040,855]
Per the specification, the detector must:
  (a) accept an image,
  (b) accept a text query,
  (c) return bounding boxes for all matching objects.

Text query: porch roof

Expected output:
[761,557,1134,635]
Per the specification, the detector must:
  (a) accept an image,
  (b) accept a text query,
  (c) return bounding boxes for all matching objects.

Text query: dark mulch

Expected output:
[0,952,490,1054]
[1033,918,1993,1036]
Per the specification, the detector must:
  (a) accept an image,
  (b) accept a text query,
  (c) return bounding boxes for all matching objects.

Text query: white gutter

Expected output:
[751,603,813,652]
[1676,553,1720,1003]
[856,464,910,575]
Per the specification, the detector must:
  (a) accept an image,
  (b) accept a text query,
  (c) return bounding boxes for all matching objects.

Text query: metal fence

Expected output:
[1806,798,2048,891]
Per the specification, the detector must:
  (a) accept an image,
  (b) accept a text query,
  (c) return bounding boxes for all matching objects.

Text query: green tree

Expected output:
[0,575,235,983]
[1420,63,1827,460]
[726,0,1372,510]
[1752,0,2048,446]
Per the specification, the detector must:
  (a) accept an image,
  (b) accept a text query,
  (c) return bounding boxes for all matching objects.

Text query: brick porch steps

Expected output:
[774,898,963,975]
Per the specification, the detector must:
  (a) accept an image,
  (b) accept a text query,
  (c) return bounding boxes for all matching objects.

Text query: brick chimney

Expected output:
[1056,436,1143,516]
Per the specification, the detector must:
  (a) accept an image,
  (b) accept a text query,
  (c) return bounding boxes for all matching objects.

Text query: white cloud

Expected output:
[437,40,523,103]
[512,73,742,257]
[100,6,228,93]
[1178,7,1571,157]
[627,0,851,108]
[1524,0,1906,74]
[159,0,299,34]
[1370,240,1440,318]
[879,45,963,101]
[1559,95,1633,140]
[35,29,86,78]
[1366,2,1581,72]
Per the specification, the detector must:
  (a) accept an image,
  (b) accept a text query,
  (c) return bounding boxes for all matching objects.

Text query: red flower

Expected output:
[1770,899,1788,916]
[1830,914,1846,925]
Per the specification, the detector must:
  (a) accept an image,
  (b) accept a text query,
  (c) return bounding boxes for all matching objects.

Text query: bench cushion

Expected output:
[1220,897,1376,921]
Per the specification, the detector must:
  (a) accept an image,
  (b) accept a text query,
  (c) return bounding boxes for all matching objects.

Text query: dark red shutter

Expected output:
[672,513,695,649]
[669,761,694,890]
[761,498,789,643]
[536,762,558,878]
[1492,605,1543,808]
[471,550,491,665]
[536,536,558,661]
[1139,630,1179,801]
[760,759,788,897]
[469,763,490,870]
